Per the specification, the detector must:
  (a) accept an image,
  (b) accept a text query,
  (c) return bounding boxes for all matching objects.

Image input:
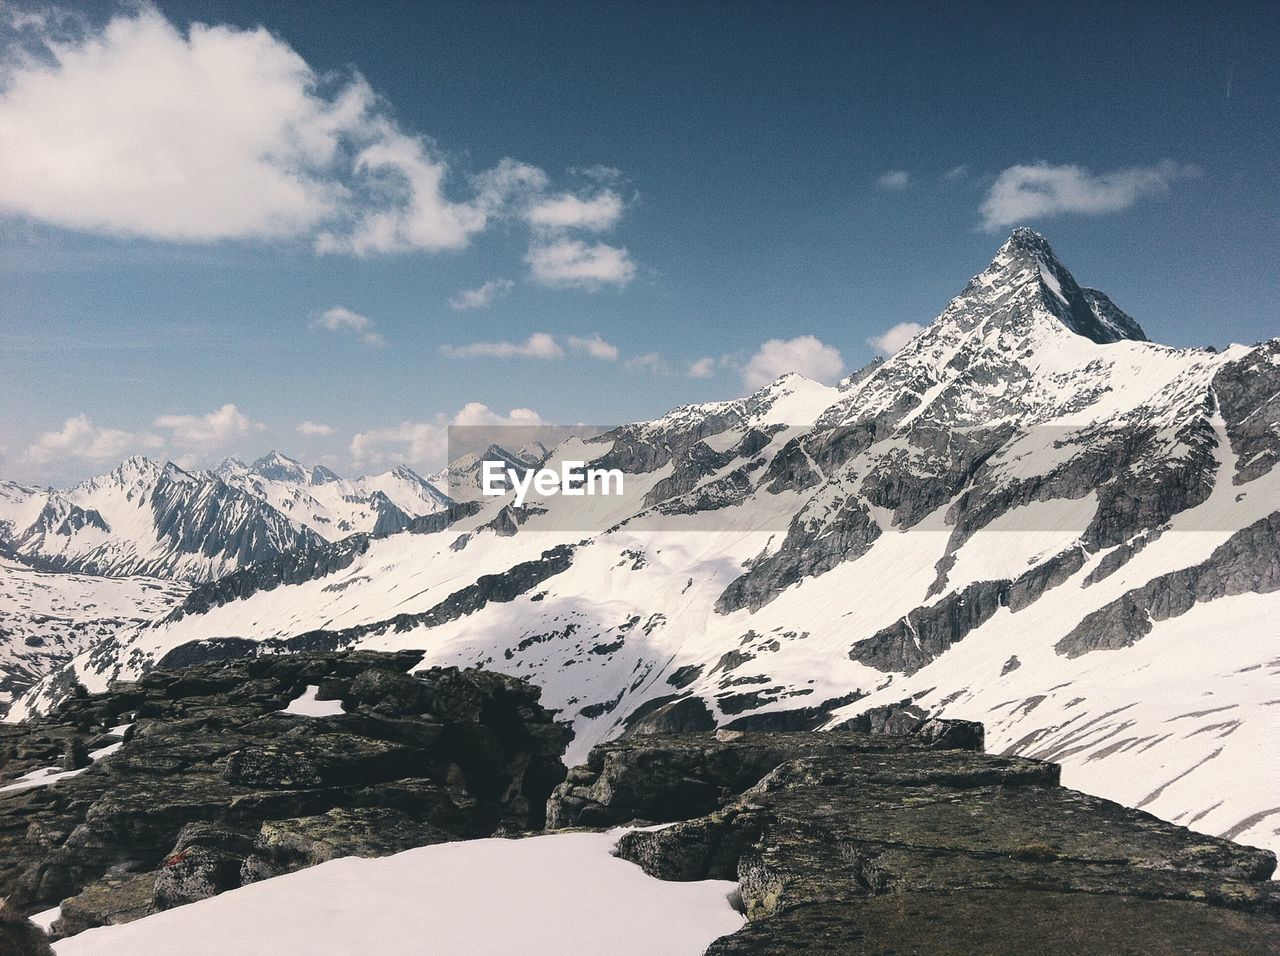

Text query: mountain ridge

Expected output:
[6,229,1279,862]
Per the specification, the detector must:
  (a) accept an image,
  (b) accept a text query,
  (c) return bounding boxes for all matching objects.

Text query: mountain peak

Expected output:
[249,450,308,483]
[309,464,342,485]
[973,228,1148,345]
[105,455,161,485]
[999,226,1058,261]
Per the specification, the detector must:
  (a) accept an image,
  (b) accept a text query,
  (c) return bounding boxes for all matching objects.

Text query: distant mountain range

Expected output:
[0,453,453,582]
[4,228,1278,860]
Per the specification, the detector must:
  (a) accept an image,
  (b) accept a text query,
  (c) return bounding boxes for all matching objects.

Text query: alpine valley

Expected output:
[4,227,1278,877]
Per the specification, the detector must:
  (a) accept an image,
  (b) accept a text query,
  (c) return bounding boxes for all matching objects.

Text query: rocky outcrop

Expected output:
[716,497,881,614]
[0,652,571,937]
[619,695,717,736]
[0,898,54,956]
[850,578,1011,673]
[558,730,1278,954]
[177,542,577,658]
[1215,340,1280,484]
[546,721,986,830]
[1057,510,1280,657]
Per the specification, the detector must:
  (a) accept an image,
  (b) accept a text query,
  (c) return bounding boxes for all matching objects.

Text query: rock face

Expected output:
[1056,510,1280,657]
[552,731,1280,954]
[0,651,571,938]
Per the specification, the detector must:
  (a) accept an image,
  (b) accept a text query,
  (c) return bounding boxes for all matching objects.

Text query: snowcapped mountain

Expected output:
[216,451,452,538]
[0,457,323,582]
[11,229,1280,859]
[0,455,454,584]
[431,443,546,501]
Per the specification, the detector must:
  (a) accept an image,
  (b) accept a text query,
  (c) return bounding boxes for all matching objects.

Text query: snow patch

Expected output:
[278,685,345,718]
[53,831,744,955]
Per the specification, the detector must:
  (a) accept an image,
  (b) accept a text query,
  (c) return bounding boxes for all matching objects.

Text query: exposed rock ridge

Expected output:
[551,730,1279,953]
[1056,509,1280,657]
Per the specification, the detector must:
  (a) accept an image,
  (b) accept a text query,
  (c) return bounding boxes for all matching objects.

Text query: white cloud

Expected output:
[440,332,564,360]
[876,170,910,190]
[349,422,446,469]
[23,414,159,465]
[624,352,672,376]
[526,238,635,289]
[567,334,620,361]
[687,356,717,379]
[350,403,545,469]
[471,159,549,216]
[314,120,486,256]
[741,336,844,391]
[0,9,364,242]
[313,306,384,346]
[526,191,623,231]
[296,421,335,436]
[451,402,545,428]
[449,278,514,311]
[979,160,1200,231]
[153,403,262,451]
[941,165,969,182]
[867,321,924,356]
[570,164,622,184]
[0,7,640,278]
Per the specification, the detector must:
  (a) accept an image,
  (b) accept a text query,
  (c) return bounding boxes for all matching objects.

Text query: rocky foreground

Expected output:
[0,650,571,945]
[0,652,1276,954]
[555,732,1279,953]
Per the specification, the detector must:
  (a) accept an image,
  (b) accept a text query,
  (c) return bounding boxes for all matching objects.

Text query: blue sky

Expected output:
[1,0,1276,485]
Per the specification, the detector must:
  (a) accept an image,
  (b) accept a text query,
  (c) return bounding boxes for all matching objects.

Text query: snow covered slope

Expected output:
[0,557,186,715]
[13,229,1280,858]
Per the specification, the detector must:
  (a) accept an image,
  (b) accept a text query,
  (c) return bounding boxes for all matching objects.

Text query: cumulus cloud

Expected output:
[526,238,635,289]
[0,7,639,279]
[314,121,488,256]
[867,321,924,356]
[979,160,1200,231]
[741,336,844,391]
[526,191,624,231]
[624,352,672,376]
[349,403,545,469]
[0,9,366,242]
[153,403,262,451]
[687,356,717,379]
[566,334,620,361]
[876,170,910,190]
[448,278,514,311]
[23,414,159,465]
[312,306,384,346]
[22,403,260,470]
[439,332,564,360]
[296,421,335,436]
